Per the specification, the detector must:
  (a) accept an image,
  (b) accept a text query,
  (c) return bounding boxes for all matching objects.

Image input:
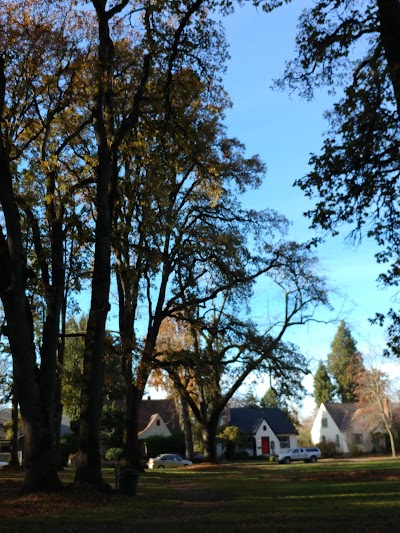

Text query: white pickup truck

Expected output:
[278,447,321,464]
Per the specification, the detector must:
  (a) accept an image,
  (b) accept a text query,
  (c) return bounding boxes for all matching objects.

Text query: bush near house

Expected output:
[104,448,123,461]
[144,433,185,458]
[217,425,247,460]
[317,440,339,458]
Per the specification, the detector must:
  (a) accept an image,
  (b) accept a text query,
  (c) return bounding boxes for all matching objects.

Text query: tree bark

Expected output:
[377,0,400,116]
[179,394,194,461]
[9,389,19,466]
[202,415,221,463]
[75,3,115,488]
[0,59,61,492]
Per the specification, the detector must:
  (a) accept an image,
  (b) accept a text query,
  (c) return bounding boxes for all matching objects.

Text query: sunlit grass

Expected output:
[2,457,400,531]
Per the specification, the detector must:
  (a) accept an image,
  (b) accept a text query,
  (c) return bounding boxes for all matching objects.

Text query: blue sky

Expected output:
[219,2,400,410]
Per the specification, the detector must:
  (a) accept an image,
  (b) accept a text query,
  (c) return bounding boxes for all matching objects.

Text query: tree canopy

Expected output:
[0,0,333,492]
[355,366,398,457]
[261,0,400,353]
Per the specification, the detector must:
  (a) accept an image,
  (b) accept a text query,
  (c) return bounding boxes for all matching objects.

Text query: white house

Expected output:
[226,407,298,456]
[311,402,386,454]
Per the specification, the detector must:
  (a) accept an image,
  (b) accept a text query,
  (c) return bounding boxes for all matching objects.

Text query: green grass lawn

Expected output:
[1,458,399,532]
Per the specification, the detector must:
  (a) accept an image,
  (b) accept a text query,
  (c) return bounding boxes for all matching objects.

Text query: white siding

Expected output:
[138,414,172,439]
[311,404,349,452]
[311,403,384,454]
[243,419,297,456]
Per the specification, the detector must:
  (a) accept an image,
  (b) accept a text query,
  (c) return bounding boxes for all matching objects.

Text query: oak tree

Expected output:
[157,238,328,461]
[260,0,400,353]
[355,367,398,457]
[0,0,93,491]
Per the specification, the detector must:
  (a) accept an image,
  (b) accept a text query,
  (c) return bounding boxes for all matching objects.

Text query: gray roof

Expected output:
[0,408,71,439]
[324,403,358,431]
[228,407,296,436]
[138,399,181,433]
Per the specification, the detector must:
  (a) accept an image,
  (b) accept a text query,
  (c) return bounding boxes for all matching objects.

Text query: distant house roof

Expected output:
[324,403,358,431]
[138,399,181,434]
[228,407,296,436]
[138,413,173,439]
[0,408,71,439]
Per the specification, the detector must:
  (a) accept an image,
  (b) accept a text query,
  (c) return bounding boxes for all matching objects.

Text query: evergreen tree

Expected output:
[260,387,279,408]
[327,322,364,402]
[242,389,260,408]
[313,361,334,406]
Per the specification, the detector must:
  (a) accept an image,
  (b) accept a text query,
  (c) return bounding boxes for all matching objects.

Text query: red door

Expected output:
[261,436,270,454]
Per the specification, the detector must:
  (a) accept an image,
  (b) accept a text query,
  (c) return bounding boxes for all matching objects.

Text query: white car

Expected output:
[147,453,192,469]
[278,447,321,464]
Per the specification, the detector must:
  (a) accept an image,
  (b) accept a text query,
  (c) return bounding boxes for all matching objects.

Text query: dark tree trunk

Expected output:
[125,358,152,470]
[377,0,400,116]
[9,389,19,466]
[75,4,115,488]
[202,415,220,463]
[125,384,145,470]
[0,59,61,492]
[179,394,194,461]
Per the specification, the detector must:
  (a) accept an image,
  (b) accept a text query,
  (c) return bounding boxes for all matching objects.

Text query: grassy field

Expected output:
[1,458,399,532]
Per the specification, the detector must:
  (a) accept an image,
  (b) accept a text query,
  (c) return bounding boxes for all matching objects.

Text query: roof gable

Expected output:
[138,399,181,433]
[138,413,172,439]
[229,407,296,435]
[324,402,358,431]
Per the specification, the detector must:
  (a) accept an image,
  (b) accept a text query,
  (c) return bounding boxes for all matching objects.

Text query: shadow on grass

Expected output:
[0,459,399,531]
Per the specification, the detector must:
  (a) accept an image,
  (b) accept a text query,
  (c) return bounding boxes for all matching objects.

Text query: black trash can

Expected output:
[116,468,139,496]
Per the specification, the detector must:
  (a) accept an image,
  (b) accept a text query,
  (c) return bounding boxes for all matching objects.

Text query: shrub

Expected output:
[100,405,124,449]
[349,444,362,457]
[317,440,338,458]
[105,447,123,461]
[234,451,249,460]
[145,433,185,458]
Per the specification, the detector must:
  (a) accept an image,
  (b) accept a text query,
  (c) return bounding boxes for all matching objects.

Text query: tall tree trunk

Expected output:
[377,0,400,116]
[179,394,194,461]
[9,389,19,466]
[126,361,152,470]
[75,4,115,488]
[202,416,220,463]
[0,58,61,492]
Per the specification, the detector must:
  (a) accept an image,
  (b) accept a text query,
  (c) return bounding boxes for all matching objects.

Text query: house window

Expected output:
[271,441,275,450]
[263,425,267,431]
[322,436,326,443]
[321,417,328,428]
[156,419,160,426]
[278,436,290,449]
[0,441,10,453]
[352,434,363,445]
[336,435,340,446]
